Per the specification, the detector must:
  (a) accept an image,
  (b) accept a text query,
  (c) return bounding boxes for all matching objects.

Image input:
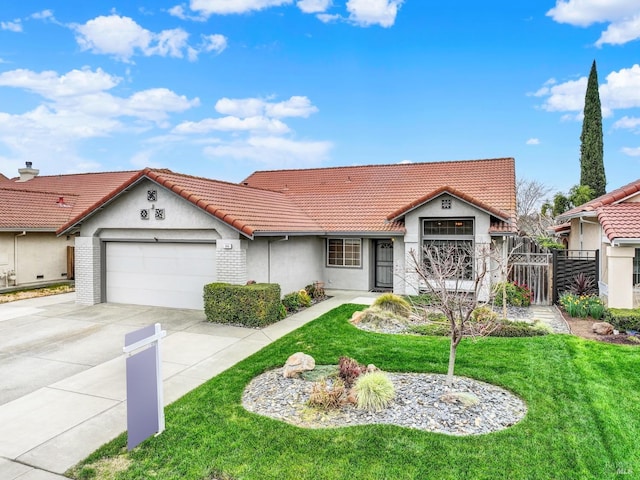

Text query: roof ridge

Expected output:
[9,169,140,181]
[0,186,81,197]
[243,157,515,177]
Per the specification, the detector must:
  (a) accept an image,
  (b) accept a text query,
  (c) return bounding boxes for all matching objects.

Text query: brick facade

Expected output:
[216,240,247,284]
[75,237,101,305]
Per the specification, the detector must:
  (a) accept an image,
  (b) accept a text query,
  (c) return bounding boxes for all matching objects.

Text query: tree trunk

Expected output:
[446,340,457,386]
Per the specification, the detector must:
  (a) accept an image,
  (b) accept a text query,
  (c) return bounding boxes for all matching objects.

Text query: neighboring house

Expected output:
[58,158,517,310]
[0,163,140,288]
[557,178,640,308]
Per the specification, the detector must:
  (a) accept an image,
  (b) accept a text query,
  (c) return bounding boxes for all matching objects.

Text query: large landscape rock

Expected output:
[283,352,316,378]
[592,322,614,335]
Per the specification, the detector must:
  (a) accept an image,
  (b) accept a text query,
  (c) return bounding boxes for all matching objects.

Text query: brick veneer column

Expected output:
[216,240,247,284]
[75,237,102,305]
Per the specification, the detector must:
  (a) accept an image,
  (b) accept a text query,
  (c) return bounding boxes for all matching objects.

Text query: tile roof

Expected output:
[597,204,640,242]
[1,171,139,231]
[559,178,640,218]
[242,158,516,233]
[58,169,324,237]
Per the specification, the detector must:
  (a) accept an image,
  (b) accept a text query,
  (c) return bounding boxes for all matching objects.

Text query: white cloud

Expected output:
[535,64,640,118]
[174,116,290,134]
[526,138,540,145]
[317,13,341,23]
[1,20,22,32]
[613,116,640,131]
[0,68,120,99]
[202,34,228,54]
[72,14,226,62]
[346,0,403,27]
[215,96,318,118]
[189,0,293,16]
[546,0,640,46]
[204,135,332,166]
[297,0,332,14]
[596,14,640,46]
[621,146,640,156]
[30,10,55,21]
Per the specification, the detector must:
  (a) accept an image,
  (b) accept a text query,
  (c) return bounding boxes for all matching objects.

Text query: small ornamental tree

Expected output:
[410,243,494,386]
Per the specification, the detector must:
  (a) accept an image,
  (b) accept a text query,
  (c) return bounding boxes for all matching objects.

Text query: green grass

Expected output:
[68,304,640,480]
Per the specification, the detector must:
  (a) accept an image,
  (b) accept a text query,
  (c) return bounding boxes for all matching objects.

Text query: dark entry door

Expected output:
[375,240,394,289]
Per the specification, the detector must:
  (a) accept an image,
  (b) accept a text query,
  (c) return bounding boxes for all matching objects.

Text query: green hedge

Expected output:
[203,282,281,328]
[604,308,640,332]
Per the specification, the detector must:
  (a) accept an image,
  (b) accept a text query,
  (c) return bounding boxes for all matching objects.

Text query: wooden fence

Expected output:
[505,237,552,305]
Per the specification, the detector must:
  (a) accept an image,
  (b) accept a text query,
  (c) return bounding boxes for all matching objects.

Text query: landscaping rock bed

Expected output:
[242,367,527,436]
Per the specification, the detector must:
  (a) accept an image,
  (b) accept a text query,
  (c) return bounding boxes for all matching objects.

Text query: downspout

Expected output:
[14,231,26,285]
[267,236,289,283]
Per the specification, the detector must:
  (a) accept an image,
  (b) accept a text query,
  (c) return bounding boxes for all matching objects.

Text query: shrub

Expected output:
[357,306,409,330]
[569,273,596,296]
[307,379,345,410]
[354,371,395,412]
[338,356,366,388]
[491,319,550,337]
[536,236,565,250]
[604,308,640,332]
[304,282,326,300]
[407,323,450,336]
[560,293,603,319]
[298,289,312,308]
[493,281,532,307]
[587,296,605,320]
[471,305,498,323]
[372,293,412,318]
[281,292,301,313]
[203,282,281,328]
[404,293,436,307]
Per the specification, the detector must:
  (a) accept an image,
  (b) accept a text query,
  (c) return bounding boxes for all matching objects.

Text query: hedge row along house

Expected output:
[2,158,518,310]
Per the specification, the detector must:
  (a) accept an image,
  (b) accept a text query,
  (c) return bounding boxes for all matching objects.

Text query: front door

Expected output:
[375,239,394,290]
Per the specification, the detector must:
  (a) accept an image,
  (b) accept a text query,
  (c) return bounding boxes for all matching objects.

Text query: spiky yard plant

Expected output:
[354,371,395,412]
[372,293,412,318]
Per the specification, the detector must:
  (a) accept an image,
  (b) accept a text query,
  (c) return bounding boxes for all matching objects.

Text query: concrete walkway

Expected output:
[0,291,379,479]
[529,305,571,333]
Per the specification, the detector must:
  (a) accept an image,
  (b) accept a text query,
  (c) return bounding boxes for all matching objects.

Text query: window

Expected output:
[634,248,640,286]
[422,219,474,280]
[327,238,361,267]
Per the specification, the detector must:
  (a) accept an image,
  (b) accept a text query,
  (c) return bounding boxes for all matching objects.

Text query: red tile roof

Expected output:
[58,169,323,237]
[242,158,516,233]
[559,178,640,218]
[1,171,140,231]
[597,204,640,242]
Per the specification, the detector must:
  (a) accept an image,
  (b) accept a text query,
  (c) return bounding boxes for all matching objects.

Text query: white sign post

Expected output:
[123,323,167,450]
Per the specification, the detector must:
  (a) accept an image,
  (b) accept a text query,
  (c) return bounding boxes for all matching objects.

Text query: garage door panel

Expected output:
[106,242,217,309]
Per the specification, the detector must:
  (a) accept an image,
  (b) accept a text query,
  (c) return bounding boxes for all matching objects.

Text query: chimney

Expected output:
[17,162,39,182]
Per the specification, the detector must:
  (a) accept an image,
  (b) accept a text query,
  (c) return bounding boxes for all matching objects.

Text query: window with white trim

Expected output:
[634,248,640,286]
[327,238,362,267]
[422,219,474,280]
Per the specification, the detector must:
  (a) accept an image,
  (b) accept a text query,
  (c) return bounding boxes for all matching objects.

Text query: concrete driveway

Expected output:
[0,291,376,479]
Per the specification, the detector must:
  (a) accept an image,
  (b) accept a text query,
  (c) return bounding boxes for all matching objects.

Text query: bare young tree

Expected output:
[409,242,495,386]
[516,178,553,237]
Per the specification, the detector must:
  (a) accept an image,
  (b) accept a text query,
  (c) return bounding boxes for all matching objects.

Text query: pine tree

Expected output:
[579,60,606,197]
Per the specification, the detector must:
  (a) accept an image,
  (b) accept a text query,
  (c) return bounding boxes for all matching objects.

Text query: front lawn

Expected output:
[69,304,640,480]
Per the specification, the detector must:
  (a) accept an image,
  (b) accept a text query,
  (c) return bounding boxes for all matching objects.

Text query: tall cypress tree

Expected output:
[580,60,606,197]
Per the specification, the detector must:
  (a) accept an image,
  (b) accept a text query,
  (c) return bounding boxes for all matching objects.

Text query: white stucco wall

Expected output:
[400,194,493,300]
[0,231,74,287]
[322,237,372,291]
[247,236,324,295]
[75,179,245,304]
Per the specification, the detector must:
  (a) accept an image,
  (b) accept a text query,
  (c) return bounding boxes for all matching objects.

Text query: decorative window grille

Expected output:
[421,219,474,280]
[441,198,452,209]
[155,209,165,220]
[147,190,157,201]
[140,209,149,220]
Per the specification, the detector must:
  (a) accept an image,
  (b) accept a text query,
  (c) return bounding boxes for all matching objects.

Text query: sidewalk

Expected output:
[0,291,379,479]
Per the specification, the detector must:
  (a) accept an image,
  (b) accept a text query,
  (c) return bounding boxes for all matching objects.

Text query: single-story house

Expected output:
[0,163,139,288]
[57,158,517,310]
[557,178,640,308]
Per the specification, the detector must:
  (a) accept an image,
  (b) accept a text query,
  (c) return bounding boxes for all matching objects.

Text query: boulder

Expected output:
[592,322,614,335]
[439,391,480,408]
[350,311,365,324]
[283,352,315,378]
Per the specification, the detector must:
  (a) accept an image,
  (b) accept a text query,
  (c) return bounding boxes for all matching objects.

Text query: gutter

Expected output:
[611,239,640,247]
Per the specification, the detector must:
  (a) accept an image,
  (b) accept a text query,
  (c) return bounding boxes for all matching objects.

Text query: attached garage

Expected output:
[105,242,217,309]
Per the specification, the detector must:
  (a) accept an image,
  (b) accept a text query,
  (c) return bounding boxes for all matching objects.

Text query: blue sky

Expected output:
[0,1,639,197]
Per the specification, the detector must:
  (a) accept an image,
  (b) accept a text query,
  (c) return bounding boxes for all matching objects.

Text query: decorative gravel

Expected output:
[242,368,527,436]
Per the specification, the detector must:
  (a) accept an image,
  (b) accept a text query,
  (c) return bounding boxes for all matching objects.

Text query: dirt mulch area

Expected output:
[0,285,75,304]
[559,310,640,346]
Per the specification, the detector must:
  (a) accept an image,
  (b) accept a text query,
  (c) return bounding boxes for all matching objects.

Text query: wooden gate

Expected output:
[506,237,552,305]
[552,249,598,304]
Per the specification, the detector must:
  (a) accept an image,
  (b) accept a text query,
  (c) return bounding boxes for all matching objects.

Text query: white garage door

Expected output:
[106,242,217,309]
